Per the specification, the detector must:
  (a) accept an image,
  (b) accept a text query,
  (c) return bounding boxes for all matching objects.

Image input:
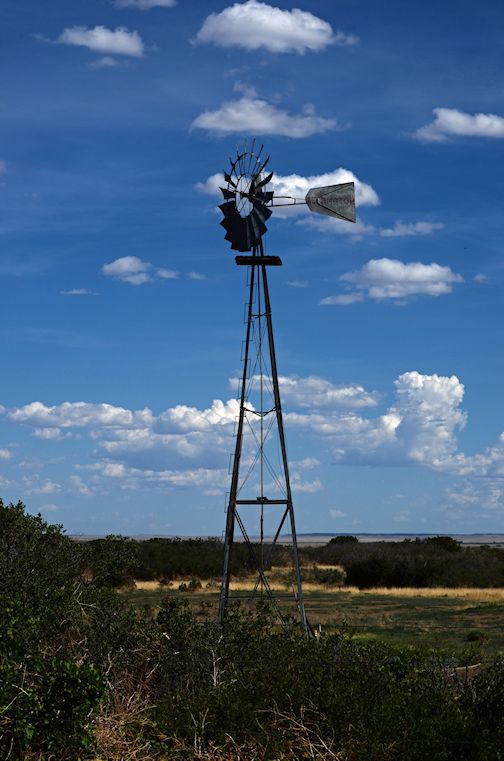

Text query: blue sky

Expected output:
[1,0,504,536]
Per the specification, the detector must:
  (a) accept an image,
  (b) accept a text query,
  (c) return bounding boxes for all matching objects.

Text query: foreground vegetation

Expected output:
[2,500,504,760]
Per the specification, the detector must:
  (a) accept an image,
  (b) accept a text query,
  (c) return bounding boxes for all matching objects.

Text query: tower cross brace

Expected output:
[218,240,308,634]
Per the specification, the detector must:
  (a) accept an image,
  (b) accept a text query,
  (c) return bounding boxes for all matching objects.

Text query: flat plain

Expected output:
[123,581,504,656]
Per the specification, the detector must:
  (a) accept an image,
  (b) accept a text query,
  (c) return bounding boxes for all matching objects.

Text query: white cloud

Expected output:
[229,375,378,409]
[321,258,463,305]
[115,0,175,8]
[58,26,145,57]
[290,475,322,493]
[272,169,378,209]
[68,475,94,496]
[302,216,444,238]
[287,280,308,288]
[102,256,178,285]
[393,510,410,522]
[24,478,62,495]
[474,273,488,283]
[197,168,379,210]
[330,509,346,518]
[321,293,364,306]
[286,371,467,470]
[0,448,12,460]
[60,288,98,296]
[42,503,61,513]
[379,221,444,237]
[188,271,206,281]
[154,399,240,434]
[9,371,504,496]
[8,401,152,430]
[157,268,178,280]
[0,160,6,174]
[89,56,122,69]
[279,375,378,409]
[191,94,339,138]
[33,427,72,440]
[195,0,356,53]
[415,108,504,142]
[293,457,320,470]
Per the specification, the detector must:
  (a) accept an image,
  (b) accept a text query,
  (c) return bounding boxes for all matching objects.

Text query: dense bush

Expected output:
[2,499,504,760]
[303,537,504,589]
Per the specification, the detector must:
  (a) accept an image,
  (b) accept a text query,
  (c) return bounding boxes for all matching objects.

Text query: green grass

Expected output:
[123,586,504,656]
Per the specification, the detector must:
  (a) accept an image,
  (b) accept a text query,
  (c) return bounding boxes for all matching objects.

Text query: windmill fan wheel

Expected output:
[219,145,273,252]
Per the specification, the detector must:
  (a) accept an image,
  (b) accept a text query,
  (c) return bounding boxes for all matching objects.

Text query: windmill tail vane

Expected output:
[217,140,355,634]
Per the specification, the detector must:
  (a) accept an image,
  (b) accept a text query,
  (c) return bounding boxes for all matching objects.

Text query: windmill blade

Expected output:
[250,208,268,238]
[256,155,270,176]
[224,171,237,188]
[305,181,356,223]
[220,187,236,201]
[254,171,274,190]
[253,199,272,222]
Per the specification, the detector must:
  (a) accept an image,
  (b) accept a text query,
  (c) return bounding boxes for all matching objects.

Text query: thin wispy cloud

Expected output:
[115,0,175,8]
[195,0,357,54]
[379,221,444,237]
[60,288,98,296]
[415,108,504,142]
[89,56,123,69]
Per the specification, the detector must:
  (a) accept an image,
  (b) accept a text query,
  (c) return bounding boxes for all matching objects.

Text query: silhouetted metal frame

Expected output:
[218,241,308,635]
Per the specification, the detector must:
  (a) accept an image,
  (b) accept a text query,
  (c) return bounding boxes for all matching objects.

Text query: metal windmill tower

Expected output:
[217,141,356,634]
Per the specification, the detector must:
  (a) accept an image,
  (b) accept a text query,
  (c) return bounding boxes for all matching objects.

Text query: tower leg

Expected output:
[218,245,309,635]
[218,263,256,624]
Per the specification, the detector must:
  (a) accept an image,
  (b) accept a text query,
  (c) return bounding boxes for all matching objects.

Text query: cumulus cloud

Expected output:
[58,26,145,57]
[115,0,175,8]
[0,448,12,459]
[279,376,378,409]
[415,108,504,142]
[229,375,378,409]
[321,258,463,305]
[286,371,467,470]
[195,0,356,53]
[8,371,504,496]
[8,401,152,430]
[23,477,62,495]
[191,94,339,138]
[102,256,178,285]
[197,168,379,210]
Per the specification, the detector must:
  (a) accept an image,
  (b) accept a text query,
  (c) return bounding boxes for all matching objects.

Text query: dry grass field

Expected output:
[123,573,504,656]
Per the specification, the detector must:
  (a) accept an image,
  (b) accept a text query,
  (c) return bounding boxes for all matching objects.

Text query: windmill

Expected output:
[217,141,355,634]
